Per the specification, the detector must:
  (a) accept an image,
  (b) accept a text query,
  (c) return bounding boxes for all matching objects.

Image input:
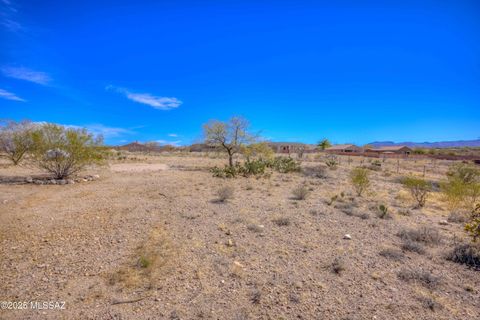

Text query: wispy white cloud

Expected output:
[168,133,178,137]
[1,0,21,32]
[0,88,25,102]
[156,139,182,146]
[64,124,133,138]
[2,66,51,85]
[106,85,182,110]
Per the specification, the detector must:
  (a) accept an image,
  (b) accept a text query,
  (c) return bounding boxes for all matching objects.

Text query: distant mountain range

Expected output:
[368,139,480,148]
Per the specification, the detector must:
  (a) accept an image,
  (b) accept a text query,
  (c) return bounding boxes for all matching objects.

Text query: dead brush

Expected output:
[331,257,346,274]
[397,269,440,289]
[446,243,480,270]
[215,185,234,202]
[291,184,310,200]
[108,226,176,288]
[397,226,442,246]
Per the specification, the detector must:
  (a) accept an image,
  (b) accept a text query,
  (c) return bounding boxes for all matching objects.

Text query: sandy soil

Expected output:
[0,154,478,319]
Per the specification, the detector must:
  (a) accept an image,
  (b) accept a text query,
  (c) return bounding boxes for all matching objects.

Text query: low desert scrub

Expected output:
[350,167,370,196]
[447,211,468,223]
[109,227,175,288]
[441,164,480,211]
[216,186,234,202]
[379,248,404,260]
[375,204,391,219]
[465,205,480,242]
[302,165,328,178]
[401,239,426,254]
[401,176,432,207]
[325,155,339,170]
[397,226,442,246]
[418,296,442,311]
[272,216,291,226]
[446,243,480,270]
[291,184,310,200]
[269,156,301,173]
[397,269,440,289]
[331,257,346,274]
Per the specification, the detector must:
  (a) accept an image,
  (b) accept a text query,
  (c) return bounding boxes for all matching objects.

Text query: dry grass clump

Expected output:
[272,217,291,226]
[401,239,426,254]
[397,226,442,246]
[379,248,404,261]
[291,184,310,200]
[302,165,328,178]
[447,211,468,223]
[109,227,176,288]
[216,185,234,202]
[397,269,440,289]
[418,296,443,311]
[331,257,345,274]
[446,243,480,270]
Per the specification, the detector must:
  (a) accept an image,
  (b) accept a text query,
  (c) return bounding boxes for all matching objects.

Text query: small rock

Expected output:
[58,179,67,185]
[25,177,33,183]
[439,220,448,225]
[49,179,57,185]
[343,234,352,240]
[226,239,234,247]
[67,179,75,184]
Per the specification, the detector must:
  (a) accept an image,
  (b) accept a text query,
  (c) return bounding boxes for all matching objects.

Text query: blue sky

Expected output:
[1,0,479,146]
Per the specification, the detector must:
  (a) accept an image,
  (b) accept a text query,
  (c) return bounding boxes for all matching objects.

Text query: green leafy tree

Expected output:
[203,116,255,167]
[317,139,331,151]
[31,123,106,179]
[0,119,36,165]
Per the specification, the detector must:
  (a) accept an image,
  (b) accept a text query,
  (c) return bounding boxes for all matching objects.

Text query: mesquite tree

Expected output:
[31,123,105,179]
[203,116,255,167]
[0,119,35,165]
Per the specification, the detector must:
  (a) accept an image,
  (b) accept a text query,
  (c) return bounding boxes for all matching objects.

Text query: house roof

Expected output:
[325,144,359,150]
[367,145,412,151]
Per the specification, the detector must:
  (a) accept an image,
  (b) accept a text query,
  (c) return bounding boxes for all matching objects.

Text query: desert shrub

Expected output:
[216,186,234,202]
[30,123,105,179]
[441,164,480,211]
[331,257,345,274]
[325,155,338,170]
[418,296,442,311]
[402,176,432,207]
[350,167,370,196]
[268,157,301,173]
[401,239,425,254]
[0,119,36,165]
[465,206,480,242]
[239,159,268,177]
[376,204,390,219]
[397,269,440,288]
[272,217,290,226]
[447,163,480,184]
[447,211,468,223]
[379,248,404,260]
[302,165,327,178]
[397,226,442,246]
[446,243,480,270]
[291,184,310,200]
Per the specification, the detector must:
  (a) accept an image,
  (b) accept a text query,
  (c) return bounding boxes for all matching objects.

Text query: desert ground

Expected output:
[0,153,479,320]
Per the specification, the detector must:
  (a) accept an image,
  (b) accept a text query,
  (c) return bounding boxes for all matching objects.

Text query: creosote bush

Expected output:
[216,186,234,202]
[441,163,480,211]
[350,167,370,196]
[397,269,440,289]
[402,176,432,207]
[291,184,310,200]
[446,243,480,270]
